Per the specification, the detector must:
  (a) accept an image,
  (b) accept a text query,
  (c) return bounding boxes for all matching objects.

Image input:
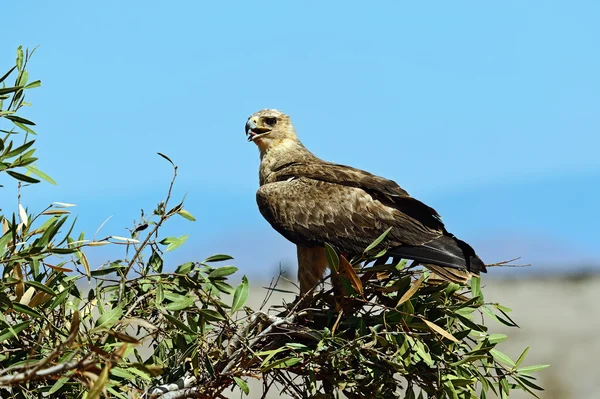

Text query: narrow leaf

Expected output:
[159,235,189,251]
[6,170,40,183]
[25,165,57,185]
[204,254,234,262]
[24,280,56,296]
[233,377,250,395]
[363,227,392,254]
[88,362,110,399]
[0,321,30,342]
[164,296,195,311]
[198,309,226,322]
[231,276,249,314]
[518,364,550,374]
[148,249,163,273]
[208,266,238,278]
[12,302,43,318]
[262,356,302,371]
[177,209,196,221]
[423,319,459,342]
[515,347,530,368]
[397,274,424,306]
[78,249,91,280]
[324,243,339,272]
[95,306,123,330]
[339,255,363,296]
[25,80,41,89]
[490,348,516,367]
[157,152,174,166]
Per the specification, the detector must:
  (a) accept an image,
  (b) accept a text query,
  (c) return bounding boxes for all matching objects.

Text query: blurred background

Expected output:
[1,1,598,397]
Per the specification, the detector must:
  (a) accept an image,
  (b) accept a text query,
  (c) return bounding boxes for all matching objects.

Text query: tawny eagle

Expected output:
[246,109,486,294]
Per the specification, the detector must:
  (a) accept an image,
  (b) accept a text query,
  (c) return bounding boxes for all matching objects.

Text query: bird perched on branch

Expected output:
[246,109,486,295]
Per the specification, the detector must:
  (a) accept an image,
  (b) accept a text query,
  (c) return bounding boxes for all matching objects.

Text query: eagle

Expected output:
[246,109,486,295]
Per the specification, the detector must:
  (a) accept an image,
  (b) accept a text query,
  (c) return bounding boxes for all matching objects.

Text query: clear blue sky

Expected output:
[1,1,598,278]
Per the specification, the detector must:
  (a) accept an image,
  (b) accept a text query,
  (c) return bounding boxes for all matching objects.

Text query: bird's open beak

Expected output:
[246,119,271,142]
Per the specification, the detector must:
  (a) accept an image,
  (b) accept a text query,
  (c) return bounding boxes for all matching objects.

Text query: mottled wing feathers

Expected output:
[271,161,445,232]
[257,177,440,255]
[276,161,410,197]
[257,161,486,275]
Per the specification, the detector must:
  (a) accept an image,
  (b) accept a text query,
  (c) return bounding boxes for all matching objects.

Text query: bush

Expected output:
[0,47,547,399]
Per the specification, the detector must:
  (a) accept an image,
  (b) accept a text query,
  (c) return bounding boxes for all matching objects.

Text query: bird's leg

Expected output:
[297,245,328,296]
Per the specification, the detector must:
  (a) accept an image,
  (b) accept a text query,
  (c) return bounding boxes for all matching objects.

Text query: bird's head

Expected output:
[245,109,297,153]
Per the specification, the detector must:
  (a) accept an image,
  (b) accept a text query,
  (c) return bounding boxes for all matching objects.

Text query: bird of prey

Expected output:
[246,109,486,295]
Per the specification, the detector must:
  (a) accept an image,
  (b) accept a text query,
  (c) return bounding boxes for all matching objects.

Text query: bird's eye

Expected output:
[265,117,277,126]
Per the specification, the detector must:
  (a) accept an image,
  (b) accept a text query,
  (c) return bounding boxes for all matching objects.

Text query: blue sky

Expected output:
[1,1,598,279]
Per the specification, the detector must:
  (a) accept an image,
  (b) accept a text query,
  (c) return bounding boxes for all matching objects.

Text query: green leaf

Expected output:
[175,262,194,274]
[126,366,152,381]
[487,334,507,344]
[285,343,309,350]
[90,263,127,276]
[231,276,249,314]
[159,235,188,251]
[413,341,434,366]
[262,356,302,371]
[205,354,215,377]
[6,170,40,183]
[157,152,174,166]
[12,303,43,318]
[0,231,12,251]
[449,355,488,366]
[0,86,22,95]
[3,139,34,158]
[0,321,30,342]
[233,376,249,395]
[94,306,123,330]
[163,291,188,302]
[5,114,35,125]
[148,249,163,273]
[105,386,128,399]
[110,367,137,379]
[208,266,238,278]
[490,348,515,367]
[0,66,16,84]
[25,80,41,89]
[12,120,37,135]
[517,364,550,374]
[162,313,195,334]
[444,381,459,399]
[204,254,233,262]
[48,376,69,395]
[198,309,226,322]
[17,70,28,87]
[515,347,530,368]
[16,46,23,70]
[324,243,339,272]
[470,276,482,300]
[515,375,545,391]
[363,227,393,254]
[212,280,234,294]
[24,280,56,296]
[164,296,195,311]
[177,209,196,221]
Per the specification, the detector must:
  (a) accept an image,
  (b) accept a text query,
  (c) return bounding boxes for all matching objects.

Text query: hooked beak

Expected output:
[245,119,271,142]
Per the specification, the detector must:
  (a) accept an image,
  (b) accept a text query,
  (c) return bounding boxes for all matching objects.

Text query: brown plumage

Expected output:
[246,109,486,294]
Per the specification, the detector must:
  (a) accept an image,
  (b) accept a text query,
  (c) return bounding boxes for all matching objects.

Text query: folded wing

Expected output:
[257,162,486,275]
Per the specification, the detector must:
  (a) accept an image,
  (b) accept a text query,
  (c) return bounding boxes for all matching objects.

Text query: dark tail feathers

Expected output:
[389,235,487,275]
